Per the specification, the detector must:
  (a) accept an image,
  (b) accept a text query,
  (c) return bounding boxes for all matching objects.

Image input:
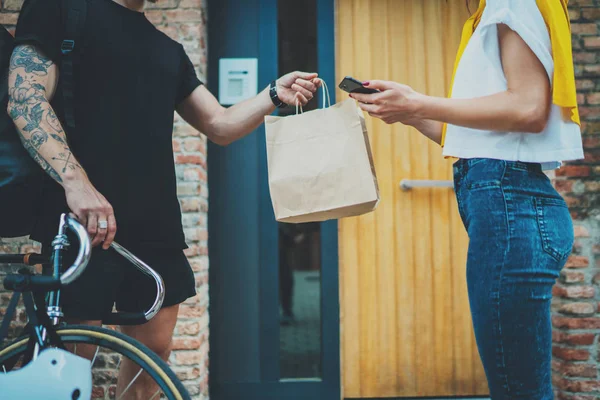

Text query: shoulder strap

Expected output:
[60,0,87,134]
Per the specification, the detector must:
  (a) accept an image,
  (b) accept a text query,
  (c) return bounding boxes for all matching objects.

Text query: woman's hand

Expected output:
[349,80,443,143]
[349,80,424,125]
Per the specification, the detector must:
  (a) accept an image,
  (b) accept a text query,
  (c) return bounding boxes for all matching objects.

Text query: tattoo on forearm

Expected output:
[52,149,78,173]
[9,45,52,76]
[21,137,62,183]
[8,47,82,183]
[46,111,62,133]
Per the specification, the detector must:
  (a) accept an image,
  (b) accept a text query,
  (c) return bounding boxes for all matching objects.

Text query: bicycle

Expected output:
[0,213,191,400]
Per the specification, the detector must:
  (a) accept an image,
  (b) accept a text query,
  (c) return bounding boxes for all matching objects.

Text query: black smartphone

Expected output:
[339,76,379,94]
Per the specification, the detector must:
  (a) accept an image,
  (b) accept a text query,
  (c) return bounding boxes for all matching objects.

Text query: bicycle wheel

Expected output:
[0,325,190,400]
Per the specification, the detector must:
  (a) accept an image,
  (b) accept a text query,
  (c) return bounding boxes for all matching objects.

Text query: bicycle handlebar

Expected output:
[103,242,165,325]
[59,214,92,286]
[2,214,165,325]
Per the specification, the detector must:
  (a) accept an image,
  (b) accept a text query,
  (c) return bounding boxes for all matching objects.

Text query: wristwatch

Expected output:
[269,80,287,108]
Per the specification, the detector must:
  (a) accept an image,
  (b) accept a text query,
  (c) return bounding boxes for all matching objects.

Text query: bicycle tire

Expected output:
[0,324,190,400]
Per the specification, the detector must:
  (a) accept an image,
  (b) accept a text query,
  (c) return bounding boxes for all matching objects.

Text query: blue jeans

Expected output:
[453,158,574,400]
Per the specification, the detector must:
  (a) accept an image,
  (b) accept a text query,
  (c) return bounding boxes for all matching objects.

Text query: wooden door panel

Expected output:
[336,0,488,397]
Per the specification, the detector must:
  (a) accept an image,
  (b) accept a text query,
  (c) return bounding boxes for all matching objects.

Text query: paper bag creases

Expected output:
[265,98,379,223]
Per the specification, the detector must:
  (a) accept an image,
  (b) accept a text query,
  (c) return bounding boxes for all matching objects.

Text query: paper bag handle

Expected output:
[295,80,331,115]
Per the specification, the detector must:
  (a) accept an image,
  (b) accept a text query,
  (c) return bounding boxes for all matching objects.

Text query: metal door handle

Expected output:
[399,179,454,191]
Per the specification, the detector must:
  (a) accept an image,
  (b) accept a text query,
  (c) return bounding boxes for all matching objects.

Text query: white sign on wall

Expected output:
[218,58,258,106]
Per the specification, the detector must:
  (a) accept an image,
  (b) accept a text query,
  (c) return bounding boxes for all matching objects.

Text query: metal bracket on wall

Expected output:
[399,179,455,191]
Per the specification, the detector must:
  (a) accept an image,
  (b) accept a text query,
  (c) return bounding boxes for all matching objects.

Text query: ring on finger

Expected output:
[98,220,108,230]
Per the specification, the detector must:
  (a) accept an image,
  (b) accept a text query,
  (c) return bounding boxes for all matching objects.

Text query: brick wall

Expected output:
[553,1,600,399]
[0,0,209,399]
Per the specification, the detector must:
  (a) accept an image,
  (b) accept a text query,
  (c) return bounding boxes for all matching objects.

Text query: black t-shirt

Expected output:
[15,0,203,249]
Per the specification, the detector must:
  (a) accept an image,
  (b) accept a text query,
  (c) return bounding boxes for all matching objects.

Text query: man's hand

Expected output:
[64,174,117,250]
[276,72,322,106]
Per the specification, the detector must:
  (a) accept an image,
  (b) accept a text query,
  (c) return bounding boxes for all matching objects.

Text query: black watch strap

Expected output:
[269,80,286,108]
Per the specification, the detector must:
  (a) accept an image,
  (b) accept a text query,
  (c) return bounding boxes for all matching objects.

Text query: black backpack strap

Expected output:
[60,0,87,134]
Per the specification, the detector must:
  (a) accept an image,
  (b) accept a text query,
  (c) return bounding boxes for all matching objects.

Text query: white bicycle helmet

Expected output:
[0,348,92,399]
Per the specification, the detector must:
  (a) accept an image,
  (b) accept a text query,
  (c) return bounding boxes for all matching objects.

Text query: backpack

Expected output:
[0,0,87,238]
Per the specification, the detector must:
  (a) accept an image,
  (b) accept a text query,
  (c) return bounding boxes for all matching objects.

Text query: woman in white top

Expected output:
[350,0,584,398]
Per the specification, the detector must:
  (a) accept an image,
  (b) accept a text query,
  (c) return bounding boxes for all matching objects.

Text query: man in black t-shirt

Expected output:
[8,0,321,396]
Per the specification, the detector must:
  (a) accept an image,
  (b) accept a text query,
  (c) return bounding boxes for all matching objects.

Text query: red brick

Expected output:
[584,121,600,135]
[177,182,199,196]
[566,255,590,268]
[157,25,179,41]
[91,386,105,399]
[175,351,203,366]
[183,167,205,181]
[587,93,600,105]
[179,304,207,318]
[574,52,598,64]
[553,332,596,346]
[172,337,202,351]
[569,9,581,21]
[180,0,203,7]
[165,9,202,22]
[572,23,598,35]
[559,302,596,316]
[576,79,595,91]
[557,391,597,400]
[561,363,598,378]
[184,244,201,257]
[584,64,600,74]
[173,367,201,382]
[178,321,201,336]
[575,226,591,238]
[553,316,600,329]
[555,166,591,178]
[553,346,590,361]
[0,13,18,25]
[555,179,574,193]
[582,8,600,20]
[183,138,205,152]
[144,10,164,24]
[582,136,600,148]
[176,154,203,165]
[565,196,584,208]
[579,107,600,119]
[172,139,181,152]
[180,198,201,212]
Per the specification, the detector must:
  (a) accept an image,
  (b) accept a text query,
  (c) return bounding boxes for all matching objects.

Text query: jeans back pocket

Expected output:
[534,197,574,262]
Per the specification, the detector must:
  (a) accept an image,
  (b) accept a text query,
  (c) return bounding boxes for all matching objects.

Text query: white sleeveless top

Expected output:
[442,0,584,169]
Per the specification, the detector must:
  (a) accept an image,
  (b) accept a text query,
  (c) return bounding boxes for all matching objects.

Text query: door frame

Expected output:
[207,0,340,398]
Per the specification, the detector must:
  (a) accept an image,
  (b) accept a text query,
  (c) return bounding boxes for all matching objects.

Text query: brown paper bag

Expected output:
[264,89,379,223]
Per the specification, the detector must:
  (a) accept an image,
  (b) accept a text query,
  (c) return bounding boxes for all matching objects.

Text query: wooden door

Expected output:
[336,0,489,397]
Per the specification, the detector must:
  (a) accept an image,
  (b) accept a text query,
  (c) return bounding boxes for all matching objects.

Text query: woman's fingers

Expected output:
[363,80,393,91]
[356,101,379,114]
[350,92,378,104]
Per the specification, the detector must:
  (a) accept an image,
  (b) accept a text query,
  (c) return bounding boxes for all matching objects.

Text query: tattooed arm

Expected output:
[7,45,116,248]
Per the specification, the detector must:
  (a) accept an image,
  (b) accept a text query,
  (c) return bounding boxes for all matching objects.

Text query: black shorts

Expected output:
[42,241,196,321]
